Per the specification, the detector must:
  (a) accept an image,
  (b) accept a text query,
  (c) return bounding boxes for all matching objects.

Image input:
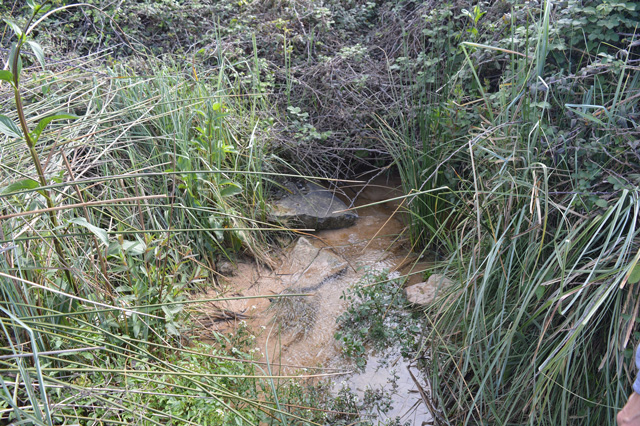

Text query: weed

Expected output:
[269,289,317,339]
[335,270,422,370]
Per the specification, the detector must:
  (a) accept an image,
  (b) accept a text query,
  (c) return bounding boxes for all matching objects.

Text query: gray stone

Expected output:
[404,274,454,306]
[271,182,357,230]
[216,259,235,276]
[280,237,348,290]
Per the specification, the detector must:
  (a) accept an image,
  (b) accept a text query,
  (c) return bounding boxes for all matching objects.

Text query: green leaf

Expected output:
[133,321,141,338]
[107,242,122,257]
[3,178,39,194]
[565,104,607,126]
[629,264,640,285]
[531,101,551,109]
[594,198,608,208]
[69,217,109,246]
[220,184,242,197]
[0,114,22,139]
[3,19,23,38]
[0,70,13,83]
[122,240,146,256]
[26,41,45,69]
[208,217,224,241]
[166,322,180,336]
[534,285,546,301]
[32,113,78,142]
[26,0,36,10]
[162,304,183,317]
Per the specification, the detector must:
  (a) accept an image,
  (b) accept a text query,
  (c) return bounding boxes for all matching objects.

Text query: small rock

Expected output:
[216,259,235,276]
[270,182,357,230]
[281,237,348,289]
[404,274,454,306]
[425,273,454,288]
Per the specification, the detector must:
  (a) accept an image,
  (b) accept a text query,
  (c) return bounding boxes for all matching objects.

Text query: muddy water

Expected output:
[341,353,431,424]
[198,177,432,424]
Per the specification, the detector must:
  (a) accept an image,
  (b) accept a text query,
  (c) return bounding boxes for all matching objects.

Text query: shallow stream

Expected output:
[199,177,433,425]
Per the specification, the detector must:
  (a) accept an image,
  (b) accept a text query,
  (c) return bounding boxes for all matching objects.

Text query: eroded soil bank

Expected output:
[196,176,433,424]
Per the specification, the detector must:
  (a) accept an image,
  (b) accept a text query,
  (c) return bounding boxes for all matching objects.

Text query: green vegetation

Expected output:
[0,2,299,424]
[335,270,421,369]
[387,2,640,425]
[1,0,639,425]
[388,1,640,425]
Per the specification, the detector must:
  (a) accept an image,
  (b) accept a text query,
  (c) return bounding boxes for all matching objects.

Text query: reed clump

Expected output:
[379,1,640,425]
[0,4,302,424]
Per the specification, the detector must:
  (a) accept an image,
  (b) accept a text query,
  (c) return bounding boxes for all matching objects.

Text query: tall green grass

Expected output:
[425,168,639,425]
[379,110,462,255]
[0,18,305,421]
[382,0,640,424]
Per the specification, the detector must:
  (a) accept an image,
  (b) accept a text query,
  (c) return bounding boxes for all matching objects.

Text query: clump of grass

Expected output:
[379,111,463,255]
[389,1,640,424]
[0,5,302,424]
[423,169,640,425]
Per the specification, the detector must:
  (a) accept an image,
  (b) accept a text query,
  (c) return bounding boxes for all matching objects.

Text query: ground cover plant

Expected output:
[335,270,422,369]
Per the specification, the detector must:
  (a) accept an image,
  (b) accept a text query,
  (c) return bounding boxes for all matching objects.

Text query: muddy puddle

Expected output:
[196,176,433,424]
[337,352,431,424]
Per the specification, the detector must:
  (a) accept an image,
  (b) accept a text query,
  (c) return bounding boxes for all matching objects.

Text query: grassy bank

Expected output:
[381,1,640,424]
[0,4,301,423]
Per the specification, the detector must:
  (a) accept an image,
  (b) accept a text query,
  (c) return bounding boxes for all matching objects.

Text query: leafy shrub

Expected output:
[335,270,422,369]
[556,0,639,54]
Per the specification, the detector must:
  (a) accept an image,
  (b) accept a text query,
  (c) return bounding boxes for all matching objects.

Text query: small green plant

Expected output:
[461,5,486,38]
[287,105,332,142]
[556,0,639,54]
[335,270,422,370]
[338,43,367,60]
